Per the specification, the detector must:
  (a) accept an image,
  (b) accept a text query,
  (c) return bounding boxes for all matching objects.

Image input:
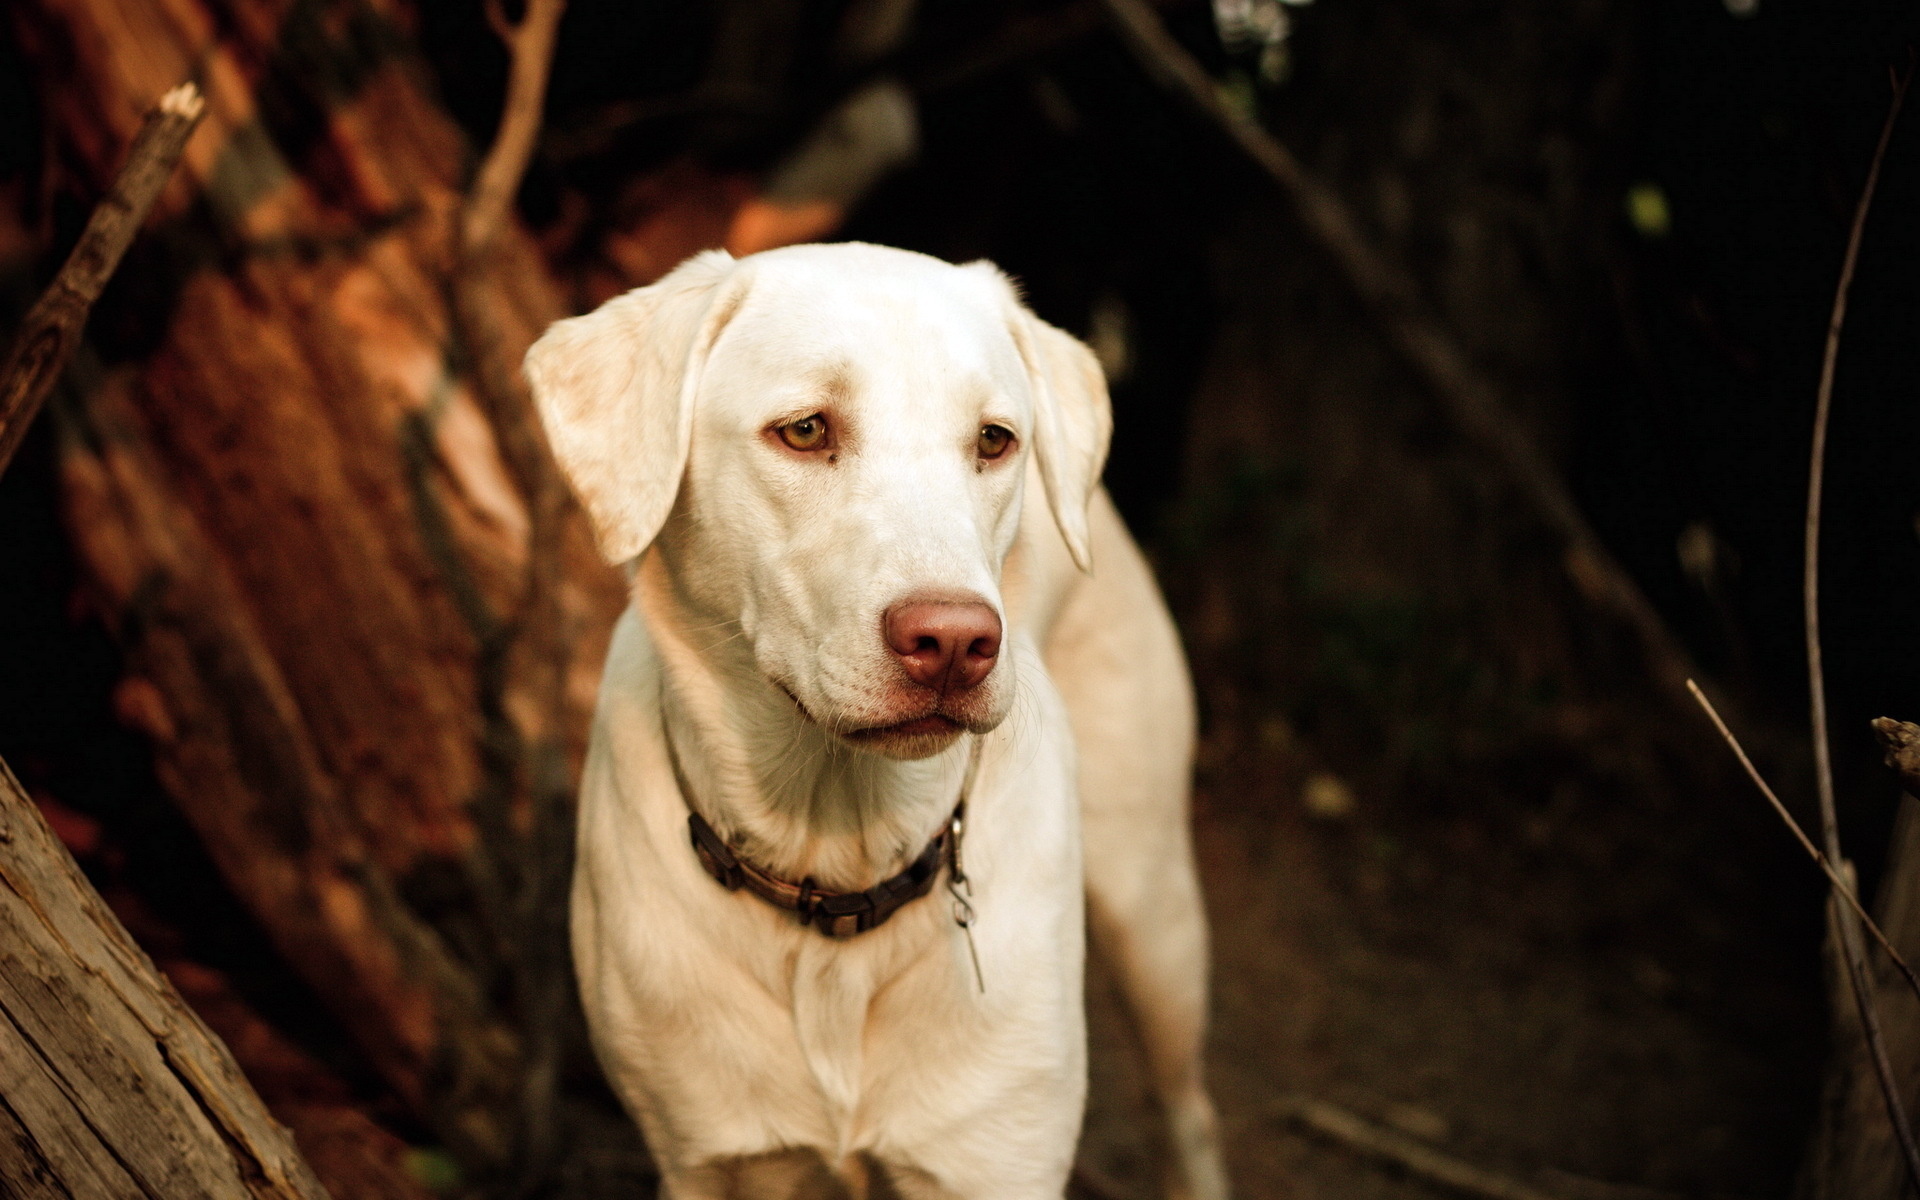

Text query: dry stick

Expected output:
[452,0,572,750]
[0,82,204,477]
[456,0,569,613]
[1687,679,1920,1005]
[1275,1095,1567,1200]
[1810,60,1912,876]
[453,0,570,573]
[1800,58,1920,1191]
[455,0,573,758]
[1095,0,1698,701]
[463,0,568,256]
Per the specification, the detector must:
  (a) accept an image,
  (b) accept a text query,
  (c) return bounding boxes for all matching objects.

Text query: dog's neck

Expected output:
[634,553,971,892]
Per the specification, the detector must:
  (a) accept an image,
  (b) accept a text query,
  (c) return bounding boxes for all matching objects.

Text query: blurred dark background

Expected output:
[2,0,1919,1195]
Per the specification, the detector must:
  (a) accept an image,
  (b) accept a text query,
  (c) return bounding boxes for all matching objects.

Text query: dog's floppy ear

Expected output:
[978,267,1114,572]
[525,250,747,564]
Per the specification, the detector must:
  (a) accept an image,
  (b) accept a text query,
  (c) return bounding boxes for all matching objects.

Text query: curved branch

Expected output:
[460,0,568,258]
[1802,57,1918,1191]
[448,0,576,1179]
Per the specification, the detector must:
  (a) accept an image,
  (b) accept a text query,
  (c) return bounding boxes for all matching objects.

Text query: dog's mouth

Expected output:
[844,714,965,742]
[774,681,980,757]
[841,713,970,759]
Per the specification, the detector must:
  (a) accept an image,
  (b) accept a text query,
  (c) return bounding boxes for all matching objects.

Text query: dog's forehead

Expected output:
[713,248,1026,402]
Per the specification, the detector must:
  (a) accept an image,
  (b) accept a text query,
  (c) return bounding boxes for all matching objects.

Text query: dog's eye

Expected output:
[777,414,830,452]
[977,424,1014,460]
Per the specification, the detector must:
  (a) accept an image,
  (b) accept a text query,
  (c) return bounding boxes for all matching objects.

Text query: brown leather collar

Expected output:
[667,719,982,939]
[688,805,958,938]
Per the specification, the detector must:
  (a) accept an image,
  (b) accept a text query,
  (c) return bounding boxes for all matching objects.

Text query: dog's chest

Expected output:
[785,935,882,1120]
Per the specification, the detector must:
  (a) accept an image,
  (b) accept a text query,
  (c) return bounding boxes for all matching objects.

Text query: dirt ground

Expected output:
[1065,206,1832,1200]
[1078,770,1818,1200]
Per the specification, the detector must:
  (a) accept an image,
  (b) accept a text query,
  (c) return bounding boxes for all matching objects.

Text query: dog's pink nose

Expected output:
[884,597,1002,693]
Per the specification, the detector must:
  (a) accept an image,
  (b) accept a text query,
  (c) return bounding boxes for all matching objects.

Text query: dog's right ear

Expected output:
[525,250,747,564]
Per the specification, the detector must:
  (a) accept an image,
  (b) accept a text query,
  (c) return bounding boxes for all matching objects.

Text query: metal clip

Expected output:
[947,807,985,993]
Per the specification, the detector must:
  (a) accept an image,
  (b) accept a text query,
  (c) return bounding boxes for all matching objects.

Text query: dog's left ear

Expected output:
[977,267,1114,572]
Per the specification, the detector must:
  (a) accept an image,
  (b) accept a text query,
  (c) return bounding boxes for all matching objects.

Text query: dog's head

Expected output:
[525,243,1110,760]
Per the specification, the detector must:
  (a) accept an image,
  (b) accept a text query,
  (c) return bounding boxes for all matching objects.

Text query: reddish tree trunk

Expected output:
[10,0,626,1173]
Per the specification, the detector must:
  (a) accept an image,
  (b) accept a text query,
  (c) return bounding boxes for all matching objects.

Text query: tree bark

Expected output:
[0,754,329,1199]
[10,0,626,1177]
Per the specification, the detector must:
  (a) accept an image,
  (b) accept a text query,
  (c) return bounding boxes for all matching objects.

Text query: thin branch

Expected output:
[1687,680,1920,1006]
[449,0,573,713]
[460,0,568,258]
[1094,0,1699,702]
[452,0,570,520]
[1275,1095,1567,1200]
[449,0,573,1184]
[0,82,204,478]
[1802,57,1919,1190]
[1807,59,1910,867]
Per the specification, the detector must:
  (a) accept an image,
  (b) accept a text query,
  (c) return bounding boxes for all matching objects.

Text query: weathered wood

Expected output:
[0,755,329,1198]
[11,0,627,1176]
[1874,718,1920,797]
[0,83,204,477]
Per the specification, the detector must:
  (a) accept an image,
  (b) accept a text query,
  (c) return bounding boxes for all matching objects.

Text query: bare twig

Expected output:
[461,0,568,257]
[1809,61,1911,863]
[1806,57,1911,866]
[452,0,571,552]
[1094,0,1699,702]
[452,0,572,551]
[0,82,204,477]
[449,0,574,1185]
[1275,1095,1567,1200]
[451,0,574,748]
[1802,58,1919,1190]
[1687,680,1920,1005]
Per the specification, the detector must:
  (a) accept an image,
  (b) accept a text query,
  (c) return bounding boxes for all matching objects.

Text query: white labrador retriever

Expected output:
[526,243,1225,1200]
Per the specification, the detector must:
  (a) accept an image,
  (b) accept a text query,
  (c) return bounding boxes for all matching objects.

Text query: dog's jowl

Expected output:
[526,243,1227,1200]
